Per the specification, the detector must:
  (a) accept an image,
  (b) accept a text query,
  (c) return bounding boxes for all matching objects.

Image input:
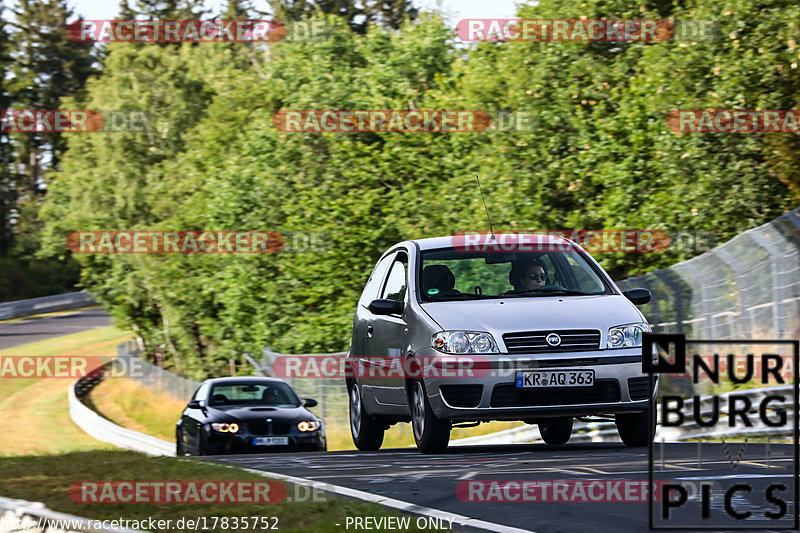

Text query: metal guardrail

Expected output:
[69,359,175,457]
[115,341,199,402]
[453,385,795,445]
[0,496,141,533]
[617,206,800,339]
[0,291,95,320]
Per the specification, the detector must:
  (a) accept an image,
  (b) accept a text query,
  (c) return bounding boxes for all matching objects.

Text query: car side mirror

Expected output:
[623,288,651,305]
[303,398,318,408]
[368,298,404,315]
[187,399,203,409]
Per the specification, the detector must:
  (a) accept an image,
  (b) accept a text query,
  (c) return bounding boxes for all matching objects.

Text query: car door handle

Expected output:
[367,324,374,337]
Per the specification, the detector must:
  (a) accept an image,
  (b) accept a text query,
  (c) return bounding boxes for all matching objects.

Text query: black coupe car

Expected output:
[176,377,326,455]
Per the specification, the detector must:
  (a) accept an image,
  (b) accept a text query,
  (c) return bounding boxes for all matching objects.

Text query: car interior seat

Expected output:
[210,393,229,406]
[421,264,460,297]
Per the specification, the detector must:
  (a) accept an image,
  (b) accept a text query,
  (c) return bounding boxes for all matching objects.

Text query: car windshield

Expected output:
[419,247,612,302]
[208,382,301,408]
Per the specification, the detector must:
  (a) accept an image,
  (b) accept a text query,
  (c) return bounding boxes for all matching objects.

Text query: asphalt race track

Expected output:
[210,442,797,533]
[5,309,795,532]
[0,308,111,350]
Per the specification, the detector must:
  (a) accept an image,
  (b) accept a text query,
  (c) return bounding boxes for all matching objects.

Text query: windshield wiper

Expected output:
[506,288,599,296]
[425,293,499,301]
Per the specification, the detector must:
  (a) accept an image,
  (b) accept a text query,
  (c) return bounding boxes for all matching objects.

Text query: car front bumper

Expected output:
[206,431,326,454]
[418,349,655,422]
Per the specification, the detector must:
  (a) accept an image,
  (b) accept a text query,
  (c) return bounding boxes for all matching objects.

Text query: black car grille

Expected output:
[628,377,652,400]
[248,422,291,435]
[440,385,483,408]
[503,330,601,354]
[490,380,620,407]
[272,423,290,435]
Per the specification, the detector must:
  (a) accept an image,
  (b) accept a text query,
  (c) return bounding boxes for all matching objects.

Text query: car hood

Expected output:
[421,295,645,347]
[206,405,314,422]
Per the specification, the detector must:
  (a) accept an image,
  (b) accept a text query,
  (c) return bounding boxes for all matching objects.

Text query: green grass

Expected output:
[0,326,133,456]
[88,378,186,441]
[0,328,456,531]
[0,451,453,532]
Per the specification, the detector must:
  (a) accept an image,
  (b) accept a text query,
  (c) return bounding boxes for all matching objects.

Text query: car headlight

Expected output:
[297,420,319,432]
[606,323,650,348]
[211,422,239,433]
[432,331,499,354]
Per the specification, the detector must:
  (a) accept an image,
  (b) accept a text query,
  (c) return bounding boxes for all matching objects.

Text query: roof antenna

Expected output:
[476,174,496,241]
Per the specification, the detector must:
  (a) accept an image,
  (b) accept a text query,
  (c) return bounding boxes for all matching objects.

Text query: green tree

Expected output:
[120,0,206,19]
[8,0,96,187]
[41,1,800,373]
[40,42,227,373]
[0,0,92,300]
[0,0,13,255]
[269,0,416,33]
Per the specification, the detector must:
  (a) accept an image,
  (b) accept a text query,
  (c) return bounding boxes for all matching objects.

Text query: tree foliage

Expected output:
[269,0,416,33]
[0,0,94,299]
[40,1,798,377]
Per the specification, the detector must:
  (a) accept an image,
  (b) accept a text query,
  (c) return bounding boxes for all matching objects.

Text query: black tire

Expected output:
[539,417,573,445]
[411,381,451,454]
[349,383,384,451]
[616,410,655,447]
[176,429,185,456]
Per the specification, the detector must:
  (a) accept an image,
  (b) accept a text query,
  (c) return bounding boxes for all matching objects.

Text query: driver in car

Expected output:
[511,260,548,291]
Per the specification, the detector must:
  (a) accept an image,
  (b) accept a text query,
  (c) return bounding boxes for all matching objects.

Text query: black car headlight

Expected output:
[297,420,319,432]
[211,422,239,433]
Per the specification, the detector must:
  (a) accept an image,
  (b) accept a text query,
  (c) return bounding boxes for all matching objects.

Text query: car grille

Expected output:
[440,385,483,408]
[503,329,601,354]
[248,422,291,435]
[537,358,599,367]
[490,380,620,407]
[628,377,652,400]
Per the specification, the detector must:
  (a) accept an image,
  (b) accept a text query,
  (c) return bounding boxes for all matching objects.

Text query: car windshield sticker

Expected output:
[427,288,439,295]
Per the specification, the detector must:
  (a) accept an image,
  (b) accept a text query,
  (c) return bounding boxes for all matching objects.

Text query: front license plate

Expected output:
[252,437,289,446]
[516,369,595,388]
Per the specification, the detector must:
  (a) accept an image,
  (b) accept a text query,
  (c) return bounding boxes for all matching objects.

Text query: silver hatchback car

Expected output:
[346,234,656,453]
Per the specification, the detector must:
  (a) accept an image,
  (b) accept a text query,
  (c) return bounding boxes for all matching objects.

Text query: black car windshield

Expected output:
[209,382,301,408]
[419,247,612,302]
